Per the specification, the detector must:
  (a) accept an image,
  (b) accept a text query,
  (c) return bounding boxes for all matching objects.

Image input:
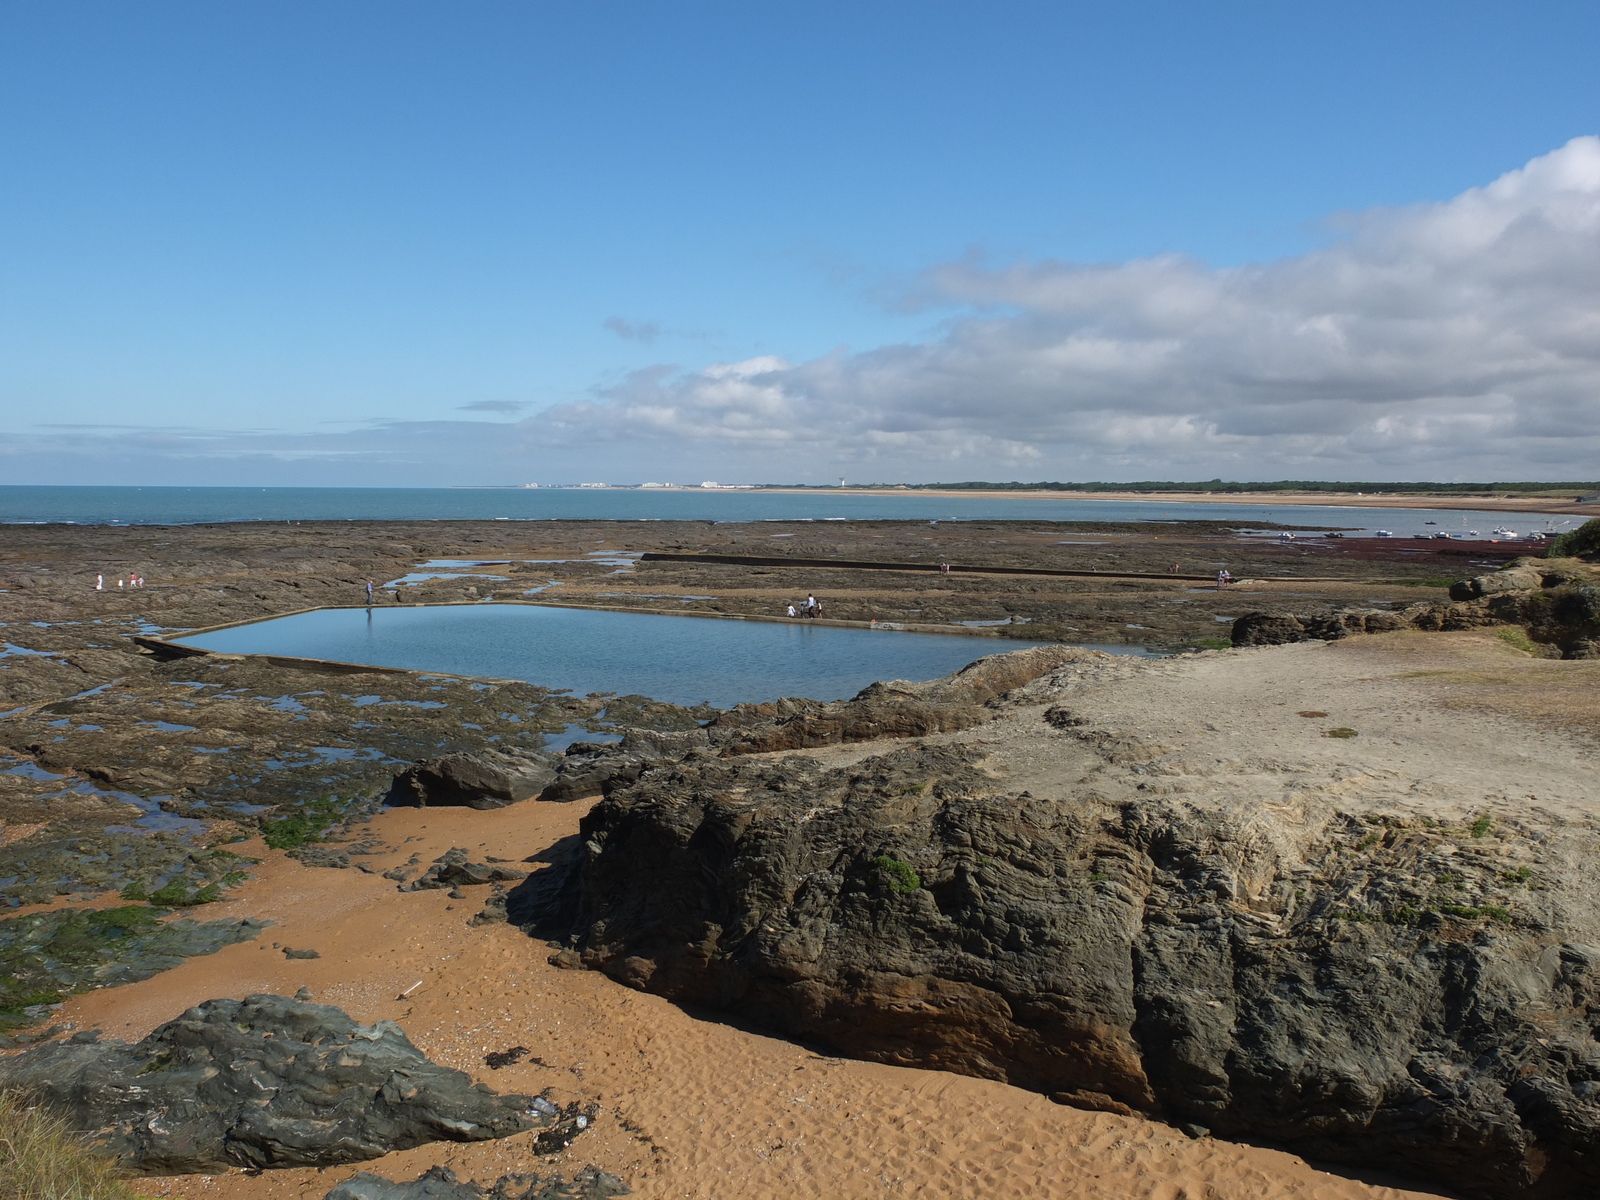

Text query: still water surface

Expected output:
[170,603,1145,707]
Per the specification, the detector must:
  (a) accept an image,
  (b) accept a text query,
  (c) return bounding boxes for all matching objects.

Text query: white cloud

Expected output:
[540,137,1600,479]
[5,140,1598,485]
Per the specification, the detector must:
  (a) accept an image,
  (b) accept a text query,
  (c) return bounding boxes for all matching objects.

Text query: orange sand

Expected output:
[54,800,1452,1200]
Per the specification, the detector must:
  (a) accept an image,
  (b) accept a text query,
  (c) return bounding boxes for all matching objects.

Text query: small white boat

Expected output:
[1375,530,1393,538]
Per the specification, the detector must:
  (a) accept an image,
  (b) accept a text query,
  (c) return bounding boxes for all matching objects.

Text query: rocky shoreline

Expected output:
[2,517,1597,1198]
[524,634,1600,1198]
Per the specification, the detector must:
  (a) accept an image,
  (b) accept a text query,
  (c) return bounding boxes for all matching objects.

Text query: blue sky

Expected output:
[2,1,1598,484]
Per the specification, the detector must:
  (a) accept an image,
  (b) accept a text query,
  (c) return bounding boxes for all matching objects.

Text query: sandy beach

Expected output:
[760,487,1600,518]
[78,793,1449,1200]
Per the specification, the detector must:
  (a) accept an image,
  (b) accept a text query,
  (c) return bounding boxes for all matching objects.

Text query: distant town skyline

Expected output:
[1,2,1597,485]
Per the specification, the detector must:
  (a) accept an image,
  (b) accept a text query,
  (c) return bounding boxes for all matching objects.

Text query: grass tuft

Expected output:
[0,1089,150,1200]
[1492,626,1541,655]
[871,855,922,894]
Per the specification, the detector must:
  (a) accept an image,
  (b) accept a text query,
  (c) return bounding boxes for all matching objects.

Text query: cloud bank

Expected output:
[4,138,1598,484]
[541,136,1600,480]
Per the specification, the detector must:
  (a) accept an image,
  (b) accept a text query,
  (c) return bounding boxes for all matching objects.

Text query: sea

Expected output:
[0,485,1559,536]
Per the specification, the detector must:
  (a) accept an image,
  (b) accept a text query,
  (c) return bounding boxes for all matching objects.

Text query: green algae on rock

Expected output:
[0,905,268,1034]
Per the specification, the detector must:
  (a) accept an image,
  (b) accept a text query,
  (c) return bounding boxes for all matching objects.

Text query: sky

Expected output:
[1,1,1598,486]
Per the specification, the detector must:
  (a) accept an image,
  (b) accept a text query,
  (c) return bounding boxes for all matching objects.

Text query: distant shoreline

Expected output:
[755,487,1600,517]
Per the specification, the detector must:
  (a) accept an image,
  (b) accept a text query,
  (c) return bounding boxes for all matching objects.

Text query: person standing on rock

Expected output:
[95,574,103,591]
[805,593,817,617]
[365,580,374,604]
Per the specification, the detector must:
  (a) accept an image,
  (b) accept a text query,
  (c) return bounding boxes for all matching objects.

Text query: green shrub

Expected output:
[871,855,922,894]
[1324,727,1358,739]
[1470,815,1493,838]
[1544,518,1600,560]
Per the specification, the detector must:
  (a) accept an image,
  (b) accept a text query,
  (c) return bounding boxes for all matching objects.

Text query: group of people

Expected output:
[1216,569,1233,590]
[786,593,824,619]
[94,573,145,590]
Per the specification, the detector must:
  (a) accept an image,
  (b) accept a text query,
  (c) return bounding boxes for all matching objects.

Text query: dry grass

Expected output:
[0,1090,149,1200]
[1381,630,1600,741]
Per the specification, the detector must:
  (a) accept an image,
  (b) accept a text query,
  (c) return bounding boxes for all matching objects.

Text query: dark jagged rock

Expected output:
[537,739,683,804]
[1230,608,1412,647]
[324,1164,629,1200]
[390,748,557,810]
[535,646,1097,801]
[407,847,530,891]
[0,994,551,1174]
[531,745,1600,1200]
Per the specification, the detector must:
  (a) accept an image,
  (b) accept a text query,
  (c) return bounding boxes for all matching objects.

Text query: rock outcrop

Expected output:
[1233,559,1600,658]
[390,748,557,809]
[0,994,557,1174]
[324,1164,629,1200]
[523,743,1600,1199]
[1230,608,1413,647]
[535,646,1102,802]
[406,847,529,891]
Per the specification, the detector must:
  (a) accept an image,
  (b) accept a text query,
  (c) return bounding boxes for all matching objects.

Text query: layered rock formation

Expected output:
[519,646,1600,1199]
[0,994,556,1174]
[535,645,1097,802]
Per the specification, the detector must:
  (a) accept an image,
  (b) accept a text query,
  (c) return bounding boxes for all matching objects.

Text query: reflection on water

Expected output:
[173,603,1153,708]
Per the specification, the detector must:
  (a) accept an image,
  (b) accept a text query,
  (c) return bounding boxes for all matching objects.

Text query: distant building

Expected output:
[579,482,609,488]
[639,482,675,488]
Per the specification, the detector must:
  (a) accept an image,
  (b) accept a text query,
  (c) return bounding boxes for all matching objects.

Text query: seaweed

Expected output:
[0,905,268,1033]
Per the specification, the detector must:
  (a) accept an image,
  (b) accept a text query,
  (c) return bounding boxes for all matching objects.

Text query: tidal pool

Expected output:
[170,603,1149,708]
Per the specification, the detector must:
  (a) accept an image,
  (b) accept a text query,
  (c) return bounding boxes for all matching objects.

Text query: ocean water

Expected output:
[168,603,1131,708]
[0,484,1544,536]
